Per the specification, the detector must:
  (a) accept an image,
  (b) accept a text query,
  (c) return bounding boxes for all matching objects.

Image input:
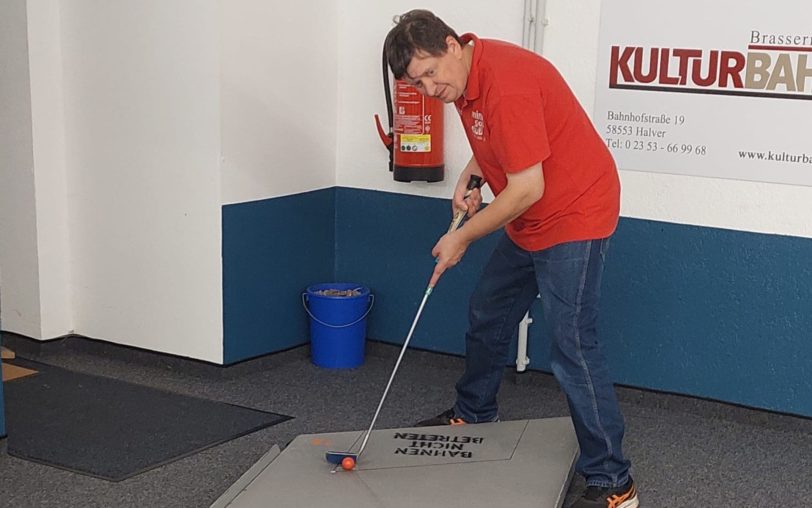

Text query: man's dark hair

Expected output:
[384,10,462,79]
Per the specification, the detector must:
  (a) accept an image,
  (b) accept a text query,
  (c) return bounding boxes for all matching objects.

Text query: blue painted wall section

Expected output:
[222,188,336,364]
[224,186,812,417]
[601,219,812,416]
[333,187,812,417]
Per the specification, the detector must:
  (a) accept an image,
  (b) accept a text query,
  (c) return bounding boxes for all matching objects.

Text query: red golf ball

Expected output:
[341,457,356,471]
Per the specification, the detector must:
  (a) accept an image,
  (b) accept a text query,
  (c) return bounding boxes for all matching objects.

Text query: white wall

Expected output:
[337,0,812,241]
[2,0,340,362]
[59,0,224,362]
[27,0,72,338]
[220,0,339,204]
[0,0,42,336]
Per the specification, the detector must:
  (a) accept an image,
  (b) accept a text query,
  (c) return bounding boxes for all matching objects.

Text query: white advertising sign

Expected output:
[594,0,812,186]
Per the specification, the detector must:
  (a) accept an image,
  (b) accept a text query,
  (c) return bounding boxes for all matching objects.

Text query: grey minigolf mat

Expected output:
[211,445,281,508]
[214,418,578,508]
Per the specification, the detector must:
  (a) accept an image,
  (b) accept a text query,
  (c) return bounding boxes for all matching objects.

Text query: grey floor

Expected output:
[1,335,812,507]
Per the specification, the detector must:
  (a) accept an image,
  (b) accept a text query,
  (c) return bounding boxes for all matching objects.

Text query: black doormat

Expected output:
[4,360,291,481]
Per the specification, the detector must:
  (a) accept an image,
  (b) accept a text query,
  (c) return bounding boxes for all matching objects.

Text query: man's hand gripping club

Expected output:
[430,174,483,287]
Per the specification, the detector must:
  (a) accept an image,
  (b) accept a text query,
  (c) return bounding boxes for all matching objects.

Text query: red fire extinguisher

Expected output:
[375,49,444,183]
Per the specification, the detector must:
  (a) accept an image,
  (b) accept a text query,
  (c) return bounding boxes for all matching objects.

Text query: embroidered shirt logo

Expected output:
[471,110,485,140]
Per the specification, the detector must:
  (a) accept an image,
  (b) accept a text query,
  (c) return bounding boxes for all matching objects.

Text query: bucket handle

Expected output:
[302,293,375,328]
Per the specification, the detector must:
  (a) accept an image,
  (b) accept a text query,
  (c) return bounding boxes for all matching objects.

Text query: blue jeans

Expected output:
[453,234,631,488]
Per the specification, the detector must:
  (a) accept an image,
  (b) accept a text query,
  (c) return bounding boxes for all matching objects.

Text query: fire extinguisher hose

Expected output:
[381,45,394,172]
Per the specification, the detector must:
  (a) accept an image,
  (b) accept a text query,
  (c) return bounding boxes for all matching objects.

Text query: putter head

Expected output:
[325,451,358,465]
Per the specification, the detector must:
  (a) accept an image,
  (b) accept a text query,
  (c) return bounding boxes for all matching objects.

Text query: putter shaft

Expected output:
[355,285,433,458]
[353,174,481,460]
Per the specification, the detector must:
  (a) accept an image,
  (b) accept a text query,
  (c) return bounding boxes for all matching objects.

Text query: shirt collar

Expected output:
[457,33,482,108]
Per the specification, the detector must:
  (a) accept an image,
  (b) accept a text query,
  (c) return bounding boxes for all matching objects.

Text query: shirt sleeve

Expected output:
[488,93,550,173]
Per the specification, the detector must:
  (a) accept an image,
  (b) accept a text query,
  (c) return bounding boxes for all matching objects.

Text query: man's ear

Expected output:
[446,35,461,56]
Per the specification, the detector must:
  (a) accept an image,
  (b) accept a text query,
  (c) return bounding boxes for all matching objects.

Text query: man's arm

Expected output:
[430,162,544,287]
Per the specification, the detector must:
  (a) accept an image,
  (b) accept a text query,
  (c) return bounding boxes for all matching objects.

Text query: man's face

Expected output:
[403,36,468,103]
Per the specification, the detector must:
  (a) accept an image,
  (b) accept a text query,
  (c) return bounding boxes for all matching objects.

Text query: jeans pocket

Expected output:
[535,240,591,263]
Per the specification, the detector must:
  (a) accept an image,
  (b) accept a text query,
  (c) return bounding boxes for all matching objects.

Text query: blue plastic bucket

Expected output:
[303,283,373,368]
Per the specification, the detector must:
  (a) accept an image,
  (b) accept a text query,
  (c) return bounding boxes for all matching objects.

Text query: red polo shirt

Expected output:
[455,33,620,251]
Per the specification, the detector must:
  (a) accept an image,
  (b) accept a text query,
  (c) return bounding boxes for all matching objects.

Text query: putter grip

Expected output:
[466,174,483,191]
[448,175,483,232]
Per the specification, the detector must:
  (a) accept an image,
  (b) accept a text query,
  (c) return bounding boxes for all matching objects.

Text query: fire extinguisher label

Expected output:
[399,134,432,153]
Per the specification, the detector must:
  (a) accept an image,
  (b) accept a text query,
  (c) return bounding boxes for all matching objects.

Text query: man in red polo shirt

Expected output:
[384,10,636,508]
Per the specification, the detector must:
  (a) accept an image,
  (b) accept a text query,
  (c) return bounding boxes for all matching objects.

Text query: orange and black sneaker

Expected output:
[571,477,638,508]
[415,408,467,427]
